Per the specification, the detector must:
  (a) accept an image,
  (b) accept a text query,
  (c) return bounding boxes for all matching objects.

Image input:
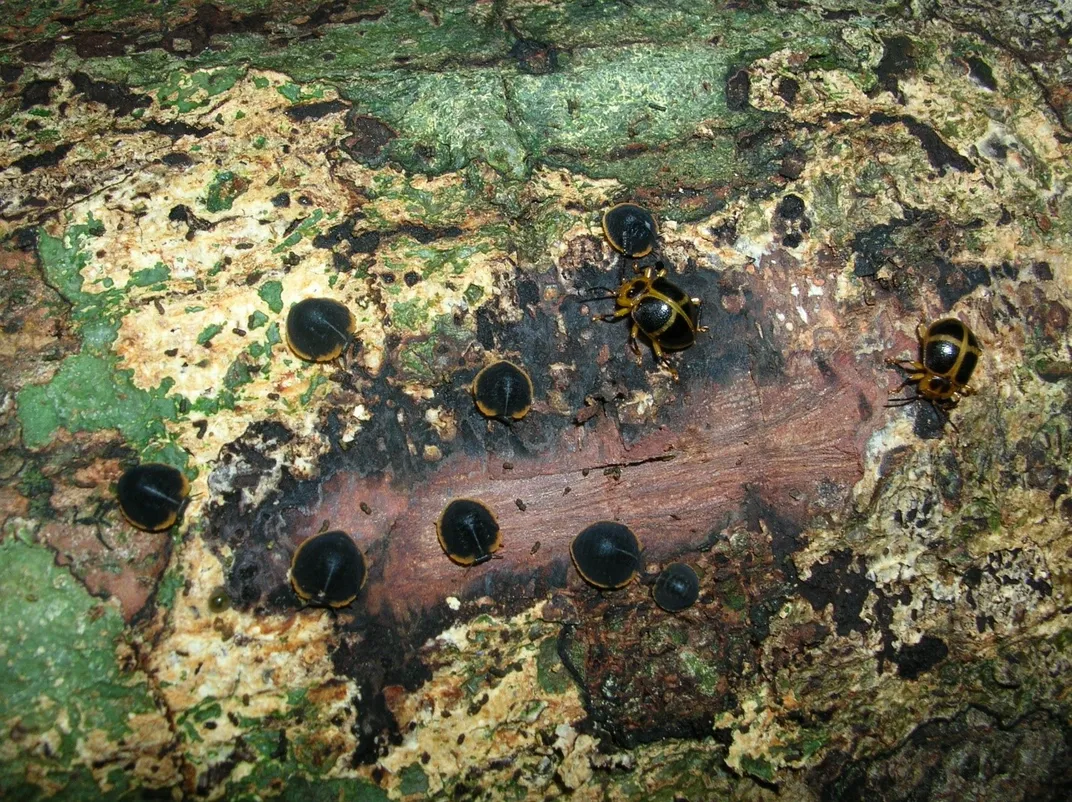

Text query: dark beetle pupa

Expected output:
[472,360,533,421]
[652,563,699,612]
[289,530,367,608]
[116,463,190,532]
[570,521,641,589]
[285,298,355,362]
[437,499,502,566]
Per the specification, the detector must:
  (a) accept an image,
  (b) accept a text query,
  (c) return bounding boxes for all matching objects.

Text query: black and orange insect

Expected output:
[887,318,981,411]
[285,298,355,362]
[116,463,190,532]
[472,361,533,422]
[602,203,658,259]
[570,521,641,589]
[437,499,502,566]
[289,530,368,608]
[589,262,705,379]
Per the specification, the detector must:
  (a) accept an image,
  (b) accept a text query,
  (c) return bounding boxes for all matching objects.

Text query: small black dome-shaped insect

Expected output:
[887,318,981,411]
[591,262,706,380]
[289,530,368,608]
[116,463,190,532]
[602,203,657,259]
[570,521,641,589]
[437,499,502,566]
[652,563,699,612]
[285,298,355,362]
[472,360,533,422]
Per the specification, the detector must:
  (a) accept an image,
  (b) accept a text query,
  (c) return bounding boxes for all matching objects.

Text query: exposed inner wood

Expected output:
[296,350,880,618]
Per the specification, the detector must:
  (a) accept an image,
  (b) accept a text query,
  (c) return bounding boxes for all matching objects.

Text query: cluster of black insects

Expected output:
[115,202,982,617]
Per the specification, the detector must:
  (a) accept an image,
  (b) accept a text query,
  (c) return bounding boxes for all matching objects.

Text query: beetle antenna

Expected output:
[575,287,618,303]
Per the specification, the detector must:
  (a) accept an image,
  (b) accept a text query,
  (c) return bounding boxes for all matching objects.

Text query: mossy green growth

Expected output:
[391,299,430,333]
[222,706,389,802]
[738,754,775,783]
[609,746,731,801]
[201,3,509,81]
[155,568,185,609]
[340,70,528,179]
[395,314,472,382]
[16,462,54,521]
[17,353,178,450]
[36,217,122,344]
[17,219,183,454]
[0,536,160,801]
[677,649,720,696]
[360,163,505,229]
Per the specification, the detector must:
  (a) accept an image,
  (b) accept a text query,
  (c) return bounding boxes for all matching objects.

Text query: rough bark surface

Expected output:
[1,2,1070,801]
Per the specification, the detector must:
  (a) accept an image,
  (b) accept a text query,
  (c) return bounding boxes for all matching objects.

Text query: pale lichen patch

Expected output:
[375,602,586,798]
[143,535,359,788]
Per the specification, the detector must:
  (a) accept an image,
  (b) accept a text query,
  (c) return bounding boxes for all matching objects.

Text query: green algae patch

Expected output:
[227,766,389,802]
[18,219,181,451]
[259,280,284,313]
[37,217,116,328]
[272,209,324,253]
[677,649,720,696]
[248,309,270,330]
[204,169,251,213]
[738,754,775,783]
[341,70,528,179]
[398,763,429,796]
[223,717,389,802]
[155,66,246,114]
[17,352,178,450]
[127,262,171,288]
[196,323,225,347]
[0,537,160,800]
[205,3,508,80]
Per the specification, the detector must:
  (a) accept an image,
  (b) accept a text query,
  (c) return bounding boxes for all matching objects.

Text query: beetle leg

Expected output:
[886,358,925,376]
[692,300,709,333]
[628,323,643,356]
[594,307,630,323]
[658,356,680,381]
[646,335,680,380]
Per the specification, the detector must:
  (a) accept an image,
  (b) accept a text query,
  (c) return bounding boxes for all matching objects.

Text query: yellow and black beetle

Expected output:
[887,318,981,411]
[590,262,706,379]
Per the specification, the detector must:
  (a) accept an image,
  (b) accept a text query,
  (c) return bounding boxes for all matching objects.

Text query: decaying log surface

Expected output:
[1,2,1071,801]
